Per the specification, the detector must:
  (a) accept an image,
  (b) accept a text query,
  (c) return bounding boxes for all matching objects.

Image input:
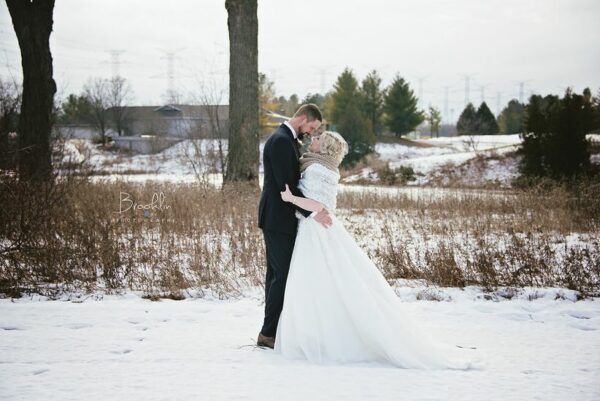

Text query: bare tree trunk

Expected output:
[224,0,259,185]
[108,76,132,136]
[6,0,57,182]
[84,78,109,144]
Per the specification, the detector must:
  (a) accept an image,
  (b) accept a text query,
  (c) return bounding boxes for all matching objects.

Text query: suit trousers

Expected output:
[260,228,297,338]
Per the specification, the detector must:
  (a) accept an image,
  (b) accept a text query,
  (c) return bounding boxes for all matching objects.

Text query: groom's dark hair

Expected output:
[293,103,322,122]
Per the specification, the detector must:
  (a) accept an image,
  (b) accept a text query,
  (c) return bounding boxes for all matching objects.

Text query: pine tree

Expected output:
[474,102,499,135]
[331,68,360,123]
[331,68,374,165]
[497,99,525,134]
[361,70,384,136]
[59,94,93,125]
[456,103,477,135]
[277,94,299,117]
[383,75,423,137]
[302,93,325,111]
[521,89,594,178]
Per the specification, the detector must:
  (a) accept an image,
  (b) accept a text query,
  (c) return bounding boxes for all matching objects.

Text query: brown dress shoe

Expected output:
[257,332,275,349]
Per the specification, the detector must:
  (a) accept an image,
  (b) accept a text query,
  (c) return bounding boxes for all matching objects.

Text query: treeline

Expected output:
[261,68,428,165]
[519,88,600,180]
[456,87,600,180]
[456,99,527,136]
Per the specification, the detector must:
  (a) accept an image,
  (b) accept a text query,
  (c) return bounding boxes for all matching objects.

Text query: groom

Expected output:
[257,104,332,349]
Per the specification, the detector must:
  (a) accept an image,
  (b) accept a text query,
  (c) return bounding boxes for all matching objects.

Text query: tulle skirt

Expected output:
[274,214,484,370]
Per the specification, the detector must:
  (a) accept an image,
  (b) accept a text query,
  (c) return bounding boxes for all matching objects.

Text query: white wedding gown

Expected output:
[274,163,484,370]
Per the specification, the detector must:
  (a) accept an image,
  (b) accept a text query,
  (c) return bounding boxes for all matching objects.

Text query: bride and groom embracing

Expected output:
[257,104,483,370]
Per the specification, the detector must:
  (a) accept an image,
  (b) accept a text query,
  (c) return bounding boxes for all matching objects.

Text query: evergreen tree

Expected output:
[277,94,299,117]
[497,99,525,134]
[474,101,499,135]
[456,103,477,135]
[331,68,374,165]
[322,91,335,123]
[361,70,384,136]
[331,68,360,124]
[59,94,93,124]
[521,88,594,178]
[383,75,424,137]
[302,93,325,111]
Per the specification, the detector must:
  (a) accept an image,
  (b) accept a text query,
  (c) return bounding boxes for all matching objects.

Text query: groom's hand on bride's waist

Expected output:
[313,208,332,228]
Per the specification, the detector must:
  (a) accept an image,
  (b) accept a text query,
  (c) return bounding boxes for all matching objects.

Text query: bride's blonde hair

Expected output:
[319,131,349,165]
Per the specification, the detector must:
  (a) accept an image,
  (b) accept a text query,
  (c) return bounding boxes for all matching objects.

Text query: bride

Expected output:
[274,130,484,370]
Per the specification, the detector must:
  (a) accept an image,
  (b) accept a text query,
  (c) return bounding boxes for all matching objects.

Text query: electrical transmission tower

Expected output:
[153,48,186,104]
[516,80,532,103]
[108,50,124,78]
[459,74,476,107]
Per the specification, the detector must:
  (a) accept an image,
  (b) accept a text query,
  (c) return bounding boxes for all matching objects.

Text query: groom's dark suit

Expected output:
[258,123,312,338]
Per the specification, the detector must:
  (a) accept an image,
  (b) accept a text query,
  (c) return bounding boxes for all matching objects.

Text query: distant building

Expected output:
[54,104,229,154]
[54,124,102,140]
[121,104,229,139]
[55,104,297,154]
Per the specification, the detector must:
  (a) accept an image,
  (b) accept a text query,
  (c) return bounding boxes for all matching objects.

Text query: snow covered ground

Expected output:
[1,286,599,401]
[371,134,523,186]
[61,133,599,188]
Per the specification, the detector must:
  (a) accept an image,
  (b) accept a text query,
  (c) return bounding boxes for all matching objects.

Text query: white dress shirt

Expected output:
[283,120,297,139]
[283,121,317,219]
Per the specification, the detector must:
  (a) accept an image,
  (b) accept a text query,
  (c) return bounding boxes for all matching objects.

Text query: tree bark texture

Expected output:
[224,0,259,184]
[6,0,57,181]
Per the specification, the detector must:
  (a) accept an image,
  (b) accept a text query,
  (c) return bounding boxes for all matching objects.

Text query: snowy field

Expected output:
[16,133,595,400]
[1,286,599,401]
[61,133,599,188]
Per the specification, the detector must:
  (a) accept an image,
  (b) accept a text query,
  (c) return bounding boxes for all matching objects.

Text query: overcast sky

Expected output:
[1,0,599,122]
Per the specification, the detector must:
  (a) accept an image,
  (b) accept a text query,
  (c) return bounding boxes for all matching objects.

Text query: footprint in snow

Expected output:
[32,368,49,375]
[111,349,133,355]
[68,323,92,329]
[567,312,591,320]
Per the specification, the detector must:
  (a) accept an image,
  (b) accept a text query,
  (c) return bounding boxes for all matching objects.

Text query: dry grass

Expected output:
[1,171,598,299]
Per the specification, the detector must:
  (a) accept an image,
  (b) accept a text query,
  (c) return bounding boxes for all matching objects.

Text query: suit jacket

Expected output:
[258,123,312,234]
